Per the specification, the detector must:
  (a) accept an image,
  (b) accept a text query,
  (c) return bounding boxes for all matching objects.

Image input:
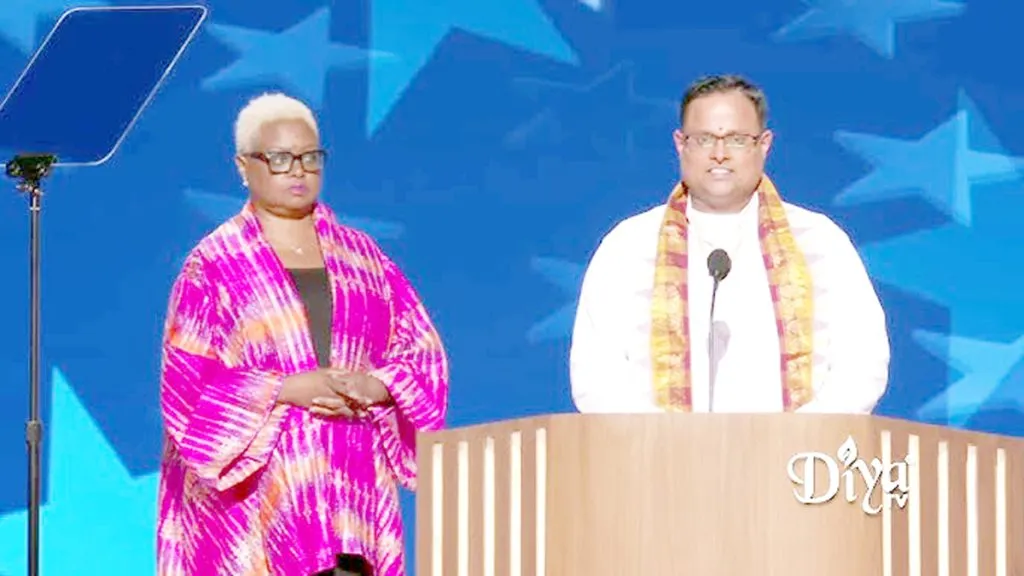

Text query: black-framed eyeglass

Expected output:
[247,149,327,174]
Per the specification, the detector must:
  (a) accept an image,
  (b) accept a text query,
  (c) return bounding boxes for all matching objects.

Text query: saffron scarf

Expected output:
[649,175,815,411]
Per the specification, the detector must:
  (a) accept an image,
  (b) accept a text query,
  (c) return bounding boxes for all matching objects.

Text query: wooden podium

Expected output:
[415,413,1024,576]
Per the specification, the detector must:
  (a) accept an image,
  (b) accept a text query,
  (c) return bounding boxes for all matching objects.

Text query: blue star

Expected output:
[914,331,1024,426]
[183,189,406,241]
[527,257,584,343]
[851,93,1024,339]
[833,91,1024,226]
[850,97,1024,422]
[772,0,965,58]
[507,61,676,160]
[368,0,579,136]
[0,367,159,574]
[0,0,108,54]
[202,7,394,109]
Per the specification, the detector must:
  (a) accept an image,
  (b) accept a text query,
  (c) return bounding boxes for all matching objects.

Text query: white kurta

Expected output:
[569,193,890,414]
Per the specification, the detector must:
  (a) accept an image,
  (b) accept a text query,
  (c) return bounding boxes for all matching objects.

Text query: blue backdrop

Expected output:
[0,0,1021,573]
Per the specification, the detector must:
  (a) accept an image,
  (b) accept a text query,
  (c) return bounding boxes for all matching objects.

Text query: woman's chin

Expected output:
[256,197,318,219]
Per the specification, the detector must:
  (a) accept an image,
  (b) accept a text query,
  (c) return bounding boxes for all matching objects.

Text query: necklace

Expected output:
[267,237,311,256]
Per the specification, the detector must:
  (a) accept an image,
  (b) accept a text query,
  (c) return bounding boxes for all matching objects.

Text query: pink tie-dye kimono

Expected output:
[155,201,448,575]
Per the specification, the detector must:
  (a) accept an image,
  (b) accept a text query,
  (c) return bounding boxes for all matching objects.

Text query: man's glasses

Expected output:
[681,132,763,150]
[247,149,327,174]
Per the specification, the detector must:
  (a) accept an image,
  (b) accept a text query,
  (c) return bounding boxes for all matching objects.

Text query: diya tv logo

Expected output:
[786,435,914,515]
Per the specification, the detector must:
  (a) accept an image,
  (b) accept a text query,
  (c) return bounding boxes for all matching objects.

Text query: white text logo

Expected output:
[786,435,913,515]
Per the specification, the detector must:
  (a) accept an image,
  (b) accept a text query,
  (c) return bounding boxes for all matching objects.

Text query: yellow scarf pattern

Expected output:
[650,175,815,411]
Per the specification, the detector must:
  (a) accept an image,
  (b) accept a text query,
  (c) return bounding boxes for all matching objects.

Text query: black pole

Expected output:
[6,153,55,576]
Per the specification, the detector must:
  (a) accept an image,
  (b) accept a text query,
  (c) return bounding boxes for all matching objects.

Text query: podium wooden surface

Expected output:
[415,413,1024,576]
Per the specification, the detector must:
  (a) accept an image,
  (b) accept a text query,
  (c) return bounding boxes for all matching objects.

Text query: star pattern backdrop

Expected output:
[0,0,1020,573]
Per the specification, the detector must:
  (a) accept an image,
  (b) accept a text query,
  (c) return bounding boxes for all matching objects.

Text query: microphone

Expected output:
[706,249,731,412]
[708,249,731,284]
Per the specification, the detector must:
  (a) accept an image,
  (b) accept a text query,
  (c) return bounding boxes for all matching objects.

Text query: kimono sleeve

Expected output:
[368,254,449,489]
[160,253,286,491]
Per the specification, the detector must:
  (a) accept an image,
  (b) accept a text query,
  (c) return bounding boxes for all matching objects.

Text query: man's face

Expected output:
[673,90,772,212]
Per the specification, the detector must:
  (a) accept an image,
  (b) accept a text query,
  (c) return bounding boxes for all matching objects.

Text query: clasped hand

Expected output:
[279,368,391,418]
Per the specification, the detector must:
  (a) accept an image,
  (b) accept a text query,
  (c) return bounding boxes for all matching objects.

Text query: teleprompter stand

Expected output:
[0,6,207,574]
[5,153,54,576]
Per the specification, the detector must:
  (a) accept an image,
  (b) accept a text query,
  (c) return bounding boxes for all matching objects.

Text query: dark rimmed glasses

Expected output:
[246,149,327,174]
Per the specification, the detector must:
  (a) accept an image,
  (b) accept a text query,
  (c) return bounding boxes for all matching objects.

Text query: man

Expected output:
[569,74,890,414]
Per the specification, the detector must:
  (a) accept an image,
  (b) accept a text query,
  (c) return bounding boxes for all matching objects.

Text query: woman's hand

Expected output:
[278,369,365,418]
[324,369,392,408]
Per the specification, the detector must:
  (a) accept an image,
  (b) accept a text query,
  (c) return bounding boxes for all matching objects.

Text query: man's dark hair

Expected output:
[679,74,768,129]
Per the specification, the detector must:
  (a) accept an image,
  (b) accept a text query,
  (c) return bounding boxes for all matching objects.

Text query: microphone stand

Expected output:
[708,278,721,413]
[6,152,56,576]
[706,248,731,414]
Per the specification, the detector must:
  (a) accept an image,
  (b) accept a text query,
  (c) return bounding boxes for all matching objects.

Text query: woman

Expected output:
[155,93,449,575]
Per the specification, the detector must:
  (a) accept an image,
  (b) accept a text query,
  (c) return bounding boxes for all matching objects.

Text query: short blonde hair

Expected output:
[233,92,319,153]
